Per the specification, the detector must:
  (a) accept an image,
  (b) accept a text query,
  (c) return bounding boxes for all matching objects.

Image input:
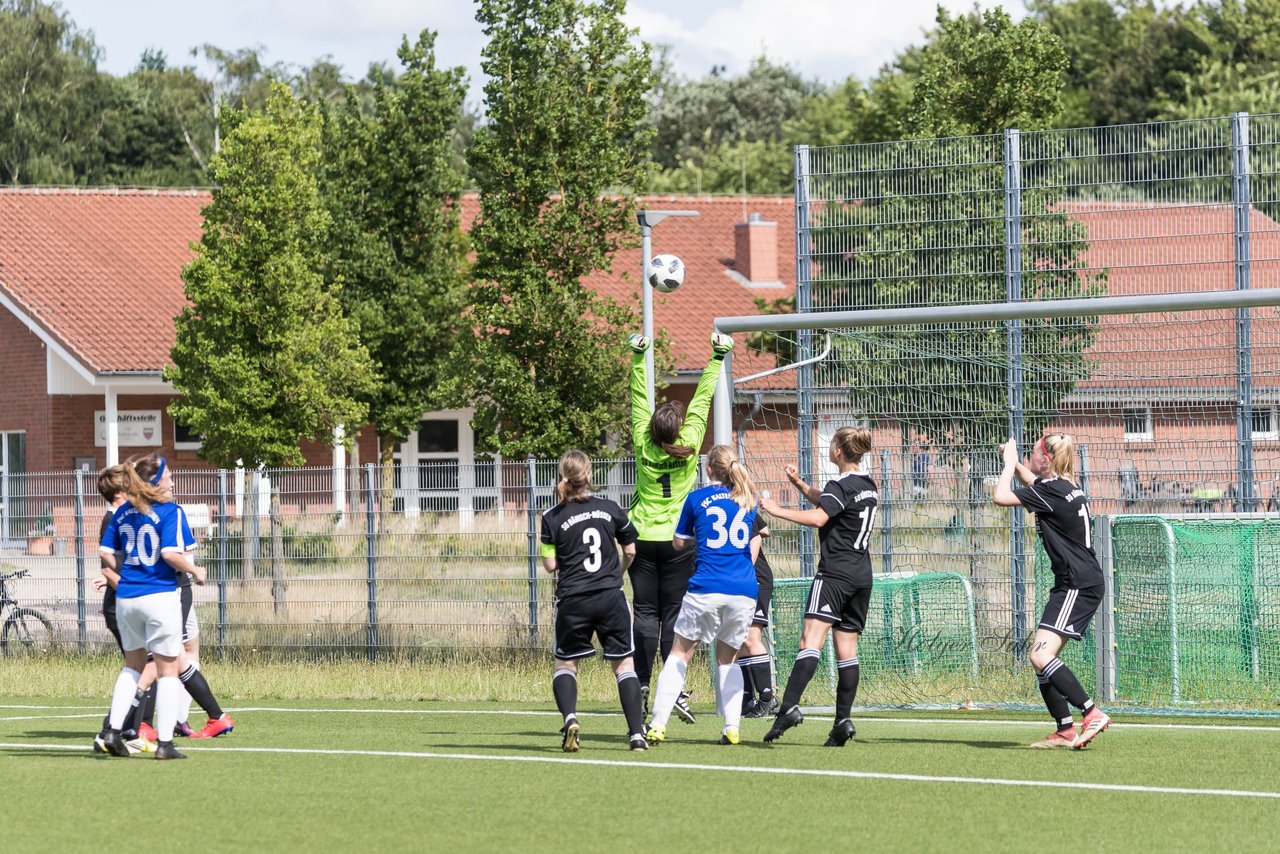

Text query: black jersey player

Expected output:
[539,450,646,751]
[995,433,1111,749]
[759,427,878,747]
[738,512,776,718]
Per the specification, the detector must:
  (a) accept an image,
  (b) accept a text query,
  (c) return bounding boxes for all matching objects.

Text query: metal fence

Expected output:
[721,112,1280,711]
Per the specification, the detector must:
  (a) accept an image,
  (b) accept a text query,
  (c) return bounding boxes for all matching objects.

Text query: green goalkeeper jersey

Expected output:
[629,351,724,541]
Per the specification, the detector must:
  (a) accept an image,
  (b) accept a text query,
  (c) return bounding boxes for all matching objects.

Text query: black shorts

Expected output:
[752,574,773,628]
[1038,584,1103,640]
[102,590,123,653]
[804,573,872,634]
[553,588,634,661]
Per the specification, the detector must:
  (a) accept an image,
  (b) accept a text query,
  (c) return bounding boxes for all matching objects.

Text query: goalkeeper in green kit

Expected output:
[626,330,734,722]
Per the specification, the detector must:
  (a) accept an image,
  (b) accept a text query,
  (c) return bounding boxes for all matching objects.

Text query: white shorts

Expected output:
[117,590,184,658]
[672,592,756,649]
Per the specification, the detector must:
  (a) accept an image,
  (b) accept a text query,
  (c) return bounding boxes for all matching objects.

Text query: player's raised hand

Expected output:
[627,333,651,353]
[711,332,734,356]
[1000,438,1020,466]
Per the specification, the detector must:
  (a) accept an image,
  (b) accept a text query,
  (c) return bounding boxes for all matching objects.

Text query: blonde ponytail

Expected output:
[707,445,756,509]
[1042,433,1078,485]
[120,453,169,515]
[556,450,594,503]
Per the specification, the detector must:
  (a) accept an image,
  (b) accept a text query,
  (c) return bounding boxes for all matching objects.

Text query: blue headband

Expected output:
[148,457,167,486]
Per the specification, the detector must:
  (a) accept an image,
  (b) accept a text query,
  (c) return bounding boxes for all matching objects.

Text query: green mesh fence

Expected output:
[770,573,980,709]
[1104,517,1280,713]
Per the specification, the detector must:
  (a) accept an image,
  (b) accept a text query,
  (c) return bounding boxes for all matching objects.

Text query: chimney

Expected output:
[734,213,778,283]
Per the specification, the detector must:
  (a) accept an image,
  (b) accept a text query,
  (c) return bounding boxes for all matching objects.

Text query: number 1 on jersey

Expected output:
[657,473,672,498]
[1078,505,1092,549]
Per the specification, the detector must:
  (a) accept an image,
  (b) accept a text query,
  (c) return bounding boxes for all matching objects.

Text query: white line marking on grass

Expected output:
[0,713,103,722]
[223,707,1280,733]
[3,741,1278,800]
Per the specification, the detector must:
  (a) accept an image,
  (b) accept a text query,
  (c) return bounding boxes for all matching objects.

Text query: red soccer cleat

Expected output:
[190,713,235,739]
[1073,709,1111,749]
[138,722,159,742]
[1028,729,1077,749]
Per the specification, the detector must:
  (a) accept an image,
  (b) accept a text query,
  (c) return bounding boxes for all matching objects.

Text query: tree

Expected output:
[806,7,1105,603]
[458,0,653,458]
[0,0,102,183]
[167,84,375,470]
[320,31,469,502]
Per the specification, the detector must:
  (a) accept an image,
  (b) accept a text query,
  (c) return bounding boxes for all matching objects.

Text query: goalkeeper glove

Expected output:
[627,333,651,353]
[711,332,734,357]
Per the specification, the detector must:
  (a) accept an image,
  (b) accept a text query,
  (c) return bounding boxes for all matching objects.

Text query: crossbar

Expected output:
[712,287,1280,335]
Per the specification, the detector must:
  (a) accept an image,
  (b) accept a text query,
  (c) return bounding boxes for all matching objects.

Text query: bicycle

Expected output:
[0,569,55,655]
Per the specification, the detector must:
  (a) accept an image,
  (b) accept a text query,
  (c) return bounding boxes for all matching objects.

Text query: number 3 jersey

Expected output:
[540,495,638,599]
[816,472,879,586]
[1013,476,1103,588]
[675,484,759,599]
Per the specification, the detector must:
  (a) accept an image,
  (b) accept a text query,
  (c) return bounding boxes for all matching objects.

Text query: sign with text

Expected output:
[95,410,163,447]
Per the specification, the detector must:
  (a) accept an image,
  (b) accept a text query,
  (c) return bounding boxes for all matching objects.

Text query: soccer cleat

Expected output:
[175,721,195,738]
[711,332,734,356]
[102,730,132,758]
[92,733,108,754]
[645,724,666,744]
[154,741,187,760]
[627,333,651,353]
[640,685,650,719]
[824,718,856,747]
[744,696,778,719]
[1073,709,1111,749]
[1029,729,1078,749]
[127,735,156,754]
[138,721,158,742]
[763,705,804,743]
[674,691,697,724]
[719,726,741,745]
[191,713,235,739]
[629,734,649,751]
[560,720,581,753]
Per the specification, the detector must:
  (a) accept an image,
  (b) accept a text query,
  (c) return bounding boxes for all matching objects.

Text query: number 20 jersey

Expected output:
[675,484,759,599]
[540,495,637,599]
[816,472,879,586]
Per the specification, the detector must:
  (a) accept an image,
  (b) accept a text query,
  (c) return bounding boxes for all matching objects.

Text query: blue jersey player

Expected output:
[645,445,760,746]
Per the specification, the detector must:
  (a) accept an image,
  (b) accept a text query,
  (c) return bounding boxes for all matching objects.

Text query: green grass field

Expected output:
[4,687,1280,852]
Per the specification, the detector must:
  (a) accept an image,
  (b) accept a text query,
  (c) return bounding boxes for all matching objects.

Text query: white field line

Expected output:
[2,741,1278,801]
[3,705,1280,733]
[0,713,103,722]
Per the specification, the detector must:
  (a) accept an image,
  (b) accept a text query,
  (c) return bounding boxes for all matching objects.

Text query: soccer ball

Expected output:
[648,254,685,293]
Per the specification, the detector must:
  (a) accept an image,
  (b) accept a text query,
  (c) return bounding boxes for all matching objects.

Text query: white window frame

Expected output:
[1251,406,1278,441]
[1122,406,1153,442]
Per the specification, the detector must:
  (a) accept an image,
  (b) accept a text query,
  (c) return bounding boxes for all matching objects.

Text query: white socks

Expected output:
[718,663,745,730]
[649,655,688,729]
[155,676,182,742]
[108,668,141,730]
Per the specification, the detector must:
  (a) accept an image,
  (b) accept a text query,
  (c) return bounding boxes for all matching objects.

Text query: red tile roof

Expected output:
[0,188,209,373]
[0,189,794,378]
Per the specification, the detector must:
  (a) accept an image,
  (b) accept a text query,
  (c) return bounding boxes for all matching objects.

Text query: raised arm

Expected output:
[783,465,823,505]
[628,335,652,447]
[993,439,1026,508]
[676,334,733,449]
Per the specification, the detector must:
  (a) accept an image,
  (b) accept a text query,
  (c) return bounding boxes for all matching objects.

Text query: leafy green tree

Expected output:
[0,0,103,183]
[320,31,469,494]
[167,83,375,470]
[460,0,652,457]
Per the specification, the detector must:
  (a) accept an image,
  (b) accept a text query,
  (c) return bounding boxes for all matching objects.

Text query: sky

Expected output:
[59,0,1020,99]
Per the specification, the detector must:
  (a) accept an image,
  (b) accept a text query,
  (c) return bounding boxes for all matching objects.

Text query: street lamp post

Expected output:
[637,209,699,408]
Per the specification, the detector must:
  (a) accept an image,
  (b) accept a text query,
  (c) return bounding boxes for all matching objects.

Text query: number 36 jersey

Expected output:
[540,495,638,599]
[816,472,879,586]
[675,484,759,599]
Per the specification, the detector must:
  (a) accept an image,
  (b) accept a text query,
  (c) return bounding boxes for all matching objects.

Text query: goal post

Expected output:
[713,287,1280,715]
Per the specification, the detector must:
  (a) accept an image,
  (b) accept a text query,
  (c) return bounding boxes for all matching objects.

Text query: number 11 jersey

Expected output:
[816,472,879,586]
